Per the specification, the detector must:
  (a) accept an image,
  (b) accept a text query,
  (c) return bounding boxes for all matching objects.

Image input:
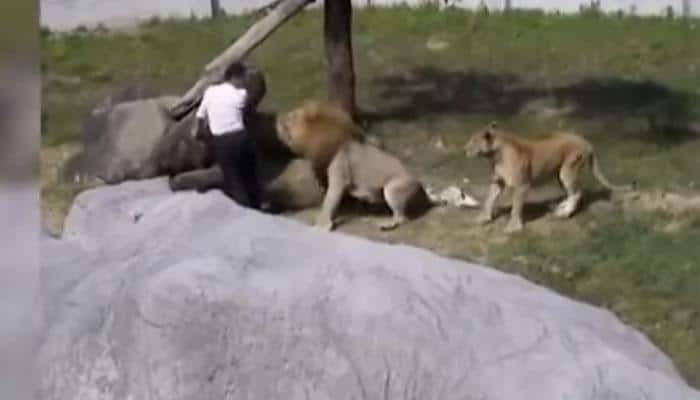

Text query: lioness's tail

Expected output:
[589,154,635,192]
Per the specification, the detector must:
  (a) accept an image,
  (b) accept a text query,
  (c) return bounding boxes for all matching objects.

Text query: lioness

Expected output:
[464,121,634,233]
[276,101,430,231]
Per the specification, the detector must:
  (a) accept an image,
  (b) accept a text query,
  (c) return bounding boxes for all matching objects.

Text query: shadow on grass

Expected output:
[367,66,700,144]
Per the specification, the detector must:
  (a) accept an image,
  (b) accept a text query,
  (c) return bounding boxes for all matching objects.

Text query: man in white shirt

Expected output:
[193,62,264,210]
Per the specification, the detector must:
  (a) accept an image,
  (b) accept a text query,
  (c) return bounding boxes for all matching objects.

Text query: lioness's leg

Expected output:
[314,156,348,231]
[476,180,504,224]
[378,177,417,231]
[505,184,529,233]
[554,157,584,218]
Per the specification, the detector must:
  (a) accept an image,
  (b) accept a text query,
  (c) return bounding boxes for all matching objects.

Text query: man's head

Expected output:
[222,62,246,87]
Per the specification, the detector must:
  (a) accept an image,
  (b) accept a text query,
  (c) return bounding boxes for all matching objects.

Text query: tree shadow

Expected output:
[367,66,699,144]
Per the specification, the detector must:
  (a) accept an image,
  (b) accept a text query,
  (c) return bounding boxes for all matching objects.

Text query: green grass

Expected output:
[41,7,700,145]
[488,211,700,383]
[41,7,700,388]
[0,1,39,56]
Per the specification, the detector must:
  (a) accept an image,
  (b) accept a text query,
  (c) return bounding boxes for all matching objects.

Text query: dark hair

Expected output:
[222,62,246,83]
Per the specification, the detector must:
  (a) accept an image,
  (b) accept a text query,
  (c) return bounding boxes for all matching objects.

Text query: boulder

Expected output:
[39,179,700,400]
[64,96,178,184]
[169,156,323,210]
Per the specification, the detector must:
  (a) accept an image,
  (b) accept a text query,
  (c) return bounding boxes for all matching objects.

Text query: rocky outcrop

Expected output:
[39,179,700,400]
[61,64,325,210]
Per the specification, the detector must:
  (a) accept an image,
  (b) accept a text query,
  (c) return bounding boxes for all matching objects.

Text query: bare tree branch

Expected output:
[168,0,315,119]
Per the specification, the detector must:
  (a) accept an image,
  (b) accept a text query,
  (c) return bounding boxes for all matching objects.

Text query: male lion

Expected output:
[464,121,634,233]
[275,99,376,186]
[276,100,430,231]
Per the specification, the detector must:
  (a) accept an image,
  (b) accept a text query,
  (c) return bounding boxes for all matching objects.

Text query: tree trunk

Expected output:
[324,0,357,121]
[210,0,223,18]
[168,0,315,120]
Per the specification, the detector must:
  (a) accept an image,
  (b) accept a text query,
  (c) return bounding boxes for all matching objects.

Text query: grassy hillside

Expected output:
[41,6,700,387]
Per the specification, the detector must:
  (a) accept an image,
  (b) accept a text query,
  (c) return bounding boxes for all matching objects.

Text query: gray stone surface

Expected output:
[39,179,700,400]
[169,157,324,210]
[63,95,180,184]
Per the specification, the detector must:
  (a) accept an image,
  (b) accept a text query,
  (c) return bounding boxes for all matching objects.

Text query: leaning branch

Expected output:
[168,0,315,119]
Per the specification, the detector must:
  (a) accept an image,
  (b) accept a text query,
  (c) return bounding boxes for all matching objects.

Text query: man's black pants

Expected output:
[208,130,262,209]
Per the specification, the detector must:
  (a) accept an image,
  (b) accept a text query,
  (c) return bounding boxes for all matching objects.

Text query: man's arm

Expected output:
[193,117,210,141]
[192,92,209,140]
[239,88,253,118]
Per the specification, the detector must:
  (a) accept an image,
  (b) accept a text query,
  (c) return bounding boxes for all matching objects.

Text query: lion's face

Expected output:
[465,126,498,158]
[275,108,306,149]
[275,113,289,143]
[275,111,293,145]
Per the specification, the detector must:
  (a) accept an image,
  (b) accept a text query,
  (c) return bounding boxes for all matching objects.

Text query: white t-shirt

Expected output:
[195,82,248,135]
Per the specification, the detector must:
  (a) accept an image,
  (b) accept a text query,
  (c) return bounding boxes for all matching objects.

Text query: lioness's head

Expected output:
[464,121,500,158]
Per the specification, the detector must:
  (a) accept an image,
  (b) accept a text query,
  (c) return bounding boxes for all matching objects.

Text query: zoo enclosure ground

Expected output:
[41,6,700,387]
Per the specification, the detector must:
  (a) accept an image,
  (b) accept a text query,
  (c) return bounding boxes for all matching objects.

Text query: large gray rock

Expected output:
[168,156,324,210]
[39,179,700,400]
[70,96,179,183]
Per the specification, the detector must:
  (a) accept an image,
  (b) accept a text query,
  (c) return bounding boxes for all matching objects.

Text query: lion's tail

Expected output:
[589,154,635,192]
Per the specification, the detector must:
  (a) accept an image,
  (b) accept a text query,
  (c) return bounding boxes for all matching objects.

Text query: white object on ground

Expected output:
[427,184,480,208]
